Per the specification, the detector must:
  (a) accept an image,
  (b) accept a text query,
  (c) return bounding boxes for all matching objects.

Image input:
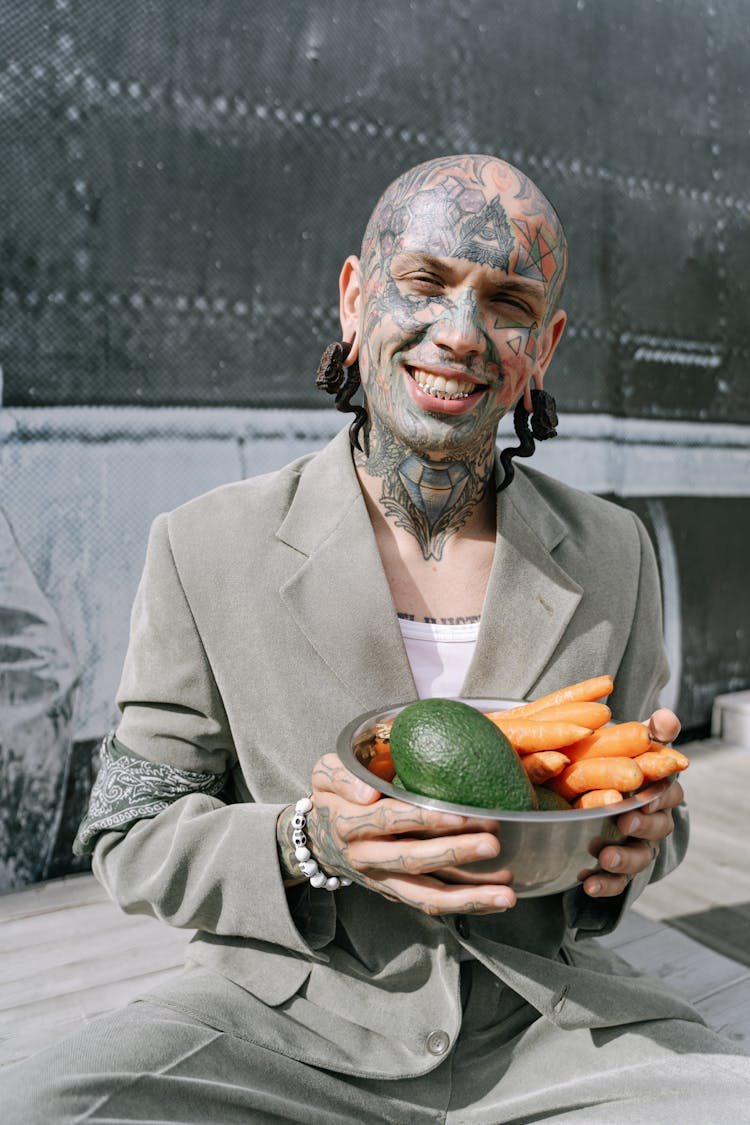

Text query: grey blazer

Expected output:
[88,427,698,1080]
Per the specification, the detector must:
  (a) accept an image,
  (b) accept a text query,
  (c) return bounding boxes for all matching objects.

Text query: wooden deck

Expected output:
[1,736,749,1069]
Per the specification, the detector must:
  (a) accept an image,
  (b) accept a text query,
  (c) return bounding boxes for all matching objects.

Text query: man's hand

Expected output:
[279,753,517,916]
[582,707,683,898]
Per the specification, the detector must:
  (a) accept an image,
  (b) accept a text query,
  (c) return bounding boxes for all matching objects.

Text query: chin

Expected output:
[400,416,495,460]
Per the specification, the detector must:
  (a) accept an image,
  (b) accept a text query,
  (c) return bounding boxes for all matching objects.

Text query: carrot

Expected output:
[521,751,570,785]
[633,748,689,782]
[548,756,644,801]
[485,717,593,752]
[367,751,396,782]
[489,675,614,721]
[573,789,624,809]
[532,701,612,730]
[562,721,652,762]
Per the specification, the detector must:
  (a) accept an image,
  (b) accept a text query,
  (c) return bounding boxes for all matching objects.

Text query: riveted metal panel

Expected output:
[1,0,747,421]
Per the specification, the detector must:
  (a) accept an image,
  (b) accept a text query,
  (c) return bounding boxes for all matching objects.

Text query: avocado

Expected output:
[533,784,573,811]
[389,697,537,811]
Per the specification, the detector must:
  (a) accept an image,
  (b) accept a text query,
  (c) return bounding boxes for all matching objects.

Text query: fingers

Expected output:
[314,794,502,876]
[372,872,517,916]
[306,753,514,915]
[583,780,683,897]
[617,777,683,840]
[312,752,499,842]
[345,829,500,876]
[309,793,515,915]
[588,837,659,894]
[337,799,499,844]
[581,838,654,897]
[642,777,685,814]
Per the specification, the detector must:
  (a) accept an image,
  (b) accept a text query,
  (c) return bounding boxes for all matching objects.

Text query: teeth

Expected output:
[411,368,477,400]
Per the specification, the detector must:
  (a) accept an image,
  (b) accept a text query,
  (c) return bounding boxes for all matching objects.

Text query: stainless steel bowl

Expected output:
[337,698,670,898]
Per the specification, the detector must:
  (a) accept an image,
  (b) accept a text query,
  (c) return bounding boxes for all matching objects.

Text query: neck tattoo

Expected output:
[361,439,494,561]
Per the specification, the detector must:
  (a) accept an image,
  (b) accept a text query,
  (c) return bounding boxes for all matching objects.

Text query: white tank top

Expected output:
[397,617,480,699]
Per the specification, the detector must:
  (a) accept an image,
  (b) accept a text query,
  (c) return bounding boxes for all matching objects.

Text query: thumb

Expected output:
[646,707,681,745]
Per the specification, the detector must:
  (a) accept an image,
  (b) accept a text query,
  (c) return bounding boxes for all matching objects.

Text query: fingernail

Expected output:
[477,839,498,858]
[630,815,641,832]
[587,880,602,896]
[493,894,511,908]
[608,852,621,869]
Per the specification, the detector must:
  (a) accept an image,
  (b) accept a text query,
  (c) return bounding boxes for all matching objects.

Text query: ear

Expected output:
[535,308,567,379]
[339,255,362,364]
[523,308,567,410]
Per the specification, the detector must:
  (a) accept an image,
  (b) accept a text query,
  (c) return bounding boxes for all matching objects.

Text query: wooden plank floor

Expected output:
[600,735,750,1048]
[1,737,748,1069]
[0,874,190,1069]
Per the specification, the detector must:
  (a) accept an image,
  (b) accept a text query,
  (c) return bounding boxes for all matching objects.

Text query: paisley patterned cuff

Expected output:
[73,734,228,855]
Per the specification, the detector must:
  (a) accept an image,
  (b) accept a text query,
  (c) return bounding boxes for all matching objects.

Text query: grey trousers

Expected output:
[3,961,750,1124]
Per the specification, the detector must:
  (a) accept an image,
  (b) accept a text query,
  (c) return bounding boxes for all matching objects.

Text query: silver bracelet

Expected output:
[292,797,352,892]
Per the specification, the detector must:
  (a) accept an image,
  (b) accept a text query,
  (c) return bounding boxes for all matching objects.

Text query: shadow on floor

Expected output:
[667,902,750,967]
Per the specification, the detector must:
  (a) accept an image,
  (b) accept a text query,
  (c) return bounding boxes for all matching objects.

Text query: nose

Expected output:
[428,287,486,358]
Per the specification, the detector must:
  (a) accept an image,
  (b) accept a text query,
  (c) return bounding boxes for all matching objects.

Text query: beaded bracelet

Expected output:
[292,797,352,892]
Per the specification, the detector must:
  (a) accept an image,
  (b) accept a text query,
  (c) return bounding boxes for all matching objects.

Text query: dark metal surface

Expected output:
[622,496,749,732]
[1,0,748,418]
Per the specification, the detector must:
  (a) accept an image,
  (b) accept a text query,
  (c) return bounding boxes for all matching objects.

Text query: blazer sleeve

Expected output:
[82,513,334,960]
[567,511,688,939]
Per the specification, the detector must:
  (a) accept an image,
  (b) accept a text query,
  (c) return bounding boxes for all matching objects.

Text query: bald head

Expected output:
[361,154,568,319]
[338,152,569,459]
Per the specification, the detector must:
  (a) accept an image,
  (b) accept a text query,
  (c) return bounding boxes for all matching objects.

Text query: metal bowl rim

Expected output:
[337,698,671,822]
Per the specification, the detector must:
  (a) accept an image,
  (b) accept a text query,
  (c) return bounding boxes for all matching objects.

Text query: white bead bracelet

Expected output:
[292,797,352,892]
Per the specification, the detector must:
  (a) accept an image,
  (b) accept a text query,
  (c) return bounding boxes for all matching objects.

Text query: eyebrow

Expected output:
[391,252,547,303]
[391,252,450,273]
[495,278,547,300]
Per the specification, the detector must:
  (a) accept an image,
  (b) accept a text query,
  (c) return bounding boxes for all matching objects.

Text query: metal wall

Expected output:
[1,0,748,887]
[3,0,748,419]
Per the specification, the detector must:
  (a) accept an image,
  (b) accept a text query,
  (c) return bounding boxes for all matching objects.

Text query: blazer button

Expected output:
[426,1029,451,1056]
[456,916,470,939]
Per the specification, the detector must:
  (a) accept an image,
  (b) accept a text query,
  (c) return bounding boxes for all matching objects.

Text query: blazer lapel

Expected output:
[277,432,582,711]
[277,430,418,714]
[462,467,583,702]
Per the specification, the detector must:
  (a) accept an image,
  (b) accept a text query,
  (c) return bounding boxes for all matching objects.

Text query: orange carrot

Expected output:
[548,756,644,801]
[562,721,652,762]
[521,751,570,784]
[368,751,396,782]
[486,717,593,752]
[532,701,612,730]
[489,675,614,720]
[633,748,689,782]
[573,789,624,809]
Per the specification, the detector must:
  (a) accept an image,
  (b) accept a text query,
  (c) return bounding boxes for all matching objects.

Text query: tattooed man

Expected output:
[5,155,749,1123]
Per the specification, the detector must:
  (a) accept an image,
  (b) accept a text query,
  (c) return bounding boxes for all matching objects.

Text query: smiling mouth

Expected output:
[408,367,487,400]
